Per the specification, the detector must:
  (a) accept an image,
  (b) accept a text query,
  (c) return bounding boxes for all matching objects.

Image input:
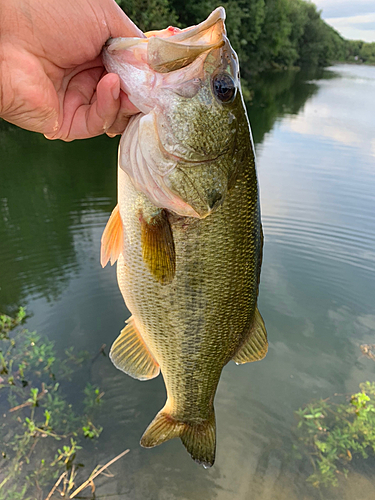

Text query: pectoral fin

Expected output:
[233,308,268,364]
[110,316,160,381]
[141,209,176,285]
[100,205,123,268]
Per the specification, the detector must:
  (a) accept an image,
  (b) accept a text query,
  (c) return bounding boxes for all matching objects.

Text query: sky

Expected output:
[312,0,375,42]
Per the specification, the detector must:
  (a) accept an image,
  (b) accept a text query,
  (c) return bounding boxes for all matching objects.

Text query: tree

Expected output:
[114,0,373,74]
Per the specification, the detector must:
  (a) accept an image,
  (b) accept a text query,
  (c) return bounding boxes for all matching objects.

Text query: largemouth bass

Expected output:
[101,7,267,468]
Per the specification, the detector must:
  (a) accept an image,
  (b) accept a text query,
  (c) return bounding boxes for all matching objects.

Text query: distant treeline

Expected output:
[116,0,375,74]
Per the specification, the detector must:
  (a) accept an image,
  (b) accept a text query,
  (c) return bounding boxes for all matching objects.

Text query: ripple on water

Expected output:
[264,214,375,272]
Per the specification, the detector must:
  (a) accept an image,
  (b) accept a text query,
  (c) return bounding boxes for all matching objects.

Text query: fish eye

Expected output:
[213,73,236,103]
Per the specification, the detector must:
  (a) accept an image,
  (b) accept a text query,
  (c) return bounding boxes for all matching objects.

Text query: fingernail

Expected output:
[111,83,120,101]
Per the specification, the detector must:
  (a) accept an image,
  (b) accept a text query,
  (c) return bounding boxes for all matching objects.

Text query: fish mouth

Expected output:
[145,7,226,41]
[105,37,147,51]
[105,7,226,74]
[146,8,226,73]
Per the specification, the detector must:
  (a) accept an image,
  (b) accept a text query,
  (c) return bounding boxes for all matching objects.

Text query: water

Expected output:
[1,64,375,498]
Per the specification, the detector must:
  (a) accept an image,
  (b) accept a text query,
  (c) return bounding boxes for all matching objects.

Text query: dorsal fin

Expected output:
[100,205,123,268]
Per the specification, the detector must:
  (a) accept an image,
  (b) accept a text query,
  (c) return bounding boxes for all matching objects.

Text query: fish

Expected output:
[101,7,267,468]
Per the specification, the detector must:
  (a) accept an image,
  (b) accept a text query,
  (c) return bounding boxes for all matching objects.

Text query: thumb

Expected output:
[103,1,146,38]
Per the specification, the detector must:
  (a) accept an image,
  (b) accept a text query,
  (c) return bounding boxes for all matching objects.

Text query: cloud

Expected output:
[313,0,375,41]
[313,0,375,19]
[328,12,375,27]
[325,12,375,42]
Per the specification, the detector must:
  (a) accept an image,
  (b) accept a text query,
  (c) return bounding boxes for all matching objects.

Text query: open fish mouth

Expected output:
[105,8,226,74]
[104,6,238,218]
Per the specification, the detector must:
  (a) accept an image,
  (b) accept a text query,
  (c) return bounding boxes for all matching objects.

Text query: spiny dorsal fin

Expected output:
[141,209,176,285]
[140,404,216,468]
[100,205,123,268]
[233,307,268,364]
[110,316,160,381]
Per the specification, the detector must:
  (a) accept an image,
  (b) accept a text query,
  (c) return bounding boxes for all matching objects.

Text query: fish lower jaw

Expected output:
[157,138,224,166]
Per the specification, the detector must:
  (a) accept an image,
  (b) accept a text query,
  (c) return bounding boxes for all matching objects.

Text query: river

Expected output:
[1,64,375,499]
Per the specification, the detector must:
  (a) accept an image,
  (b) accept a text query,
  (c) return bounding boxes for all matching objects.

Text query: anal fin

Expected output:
[233,307,268,364]
[110,317,160,381]
[101,205,123,268]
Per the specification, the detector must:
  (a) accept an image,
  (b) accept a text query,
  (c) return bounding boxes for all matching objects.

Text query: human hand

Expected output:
[0,0,143,140]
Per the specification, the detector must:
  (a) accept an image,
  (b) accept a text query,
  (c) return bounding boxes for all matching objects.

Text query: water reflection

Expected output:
[285,65,375,156]
[0,131,117,310]
[0,67,328,312]
[258,65,375,311]
[1,64,375,498]
[245,67,331,145]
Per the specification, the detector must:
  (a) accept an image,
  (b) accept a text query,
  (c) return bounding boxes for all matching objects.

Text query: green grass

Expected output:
[0,309,104,499]
[295,381,375,488]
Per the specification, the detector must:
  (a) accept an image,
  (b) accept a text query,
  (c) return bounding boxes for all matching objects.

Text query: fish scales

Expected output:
[101,7,267,467]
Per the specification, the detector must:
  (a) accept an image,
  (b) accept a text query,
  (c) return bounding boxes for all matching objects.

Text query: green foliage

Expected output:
[116,0,178,32]
[83,383,104,412]
[0,307,26,339]
[82,420,103,439]
[296,382,375,488]
[345,40,375,65]
[115,0,374,74]
[0,309,104,499]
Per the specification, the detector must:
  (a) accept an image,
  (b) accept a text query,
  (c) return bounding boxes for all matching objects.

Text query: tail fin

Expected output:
[140,405,216,468]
